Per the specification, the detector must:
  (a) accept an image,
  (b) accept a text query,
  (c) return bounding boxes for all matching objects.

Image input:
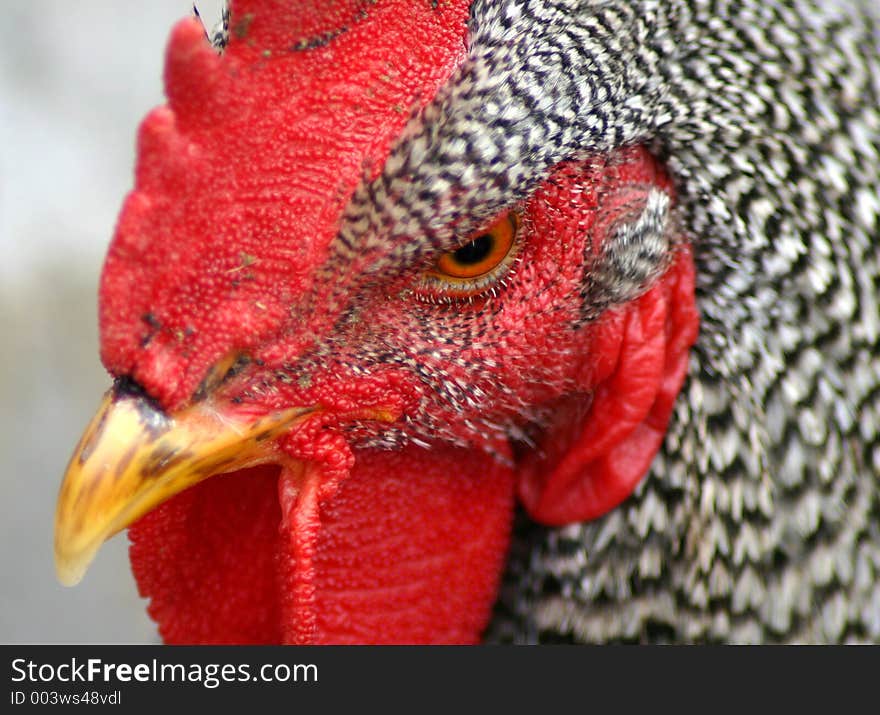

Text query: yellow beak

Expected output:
[54,388,313,586]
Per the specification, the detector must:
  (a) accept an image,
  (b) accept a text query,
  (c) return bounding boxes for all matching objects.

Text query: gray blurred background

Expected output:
[1,0,224,643]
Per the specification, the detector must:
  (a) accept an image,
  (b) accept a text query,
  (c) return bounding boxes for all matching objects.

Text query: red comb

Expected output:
[100,0,471,409]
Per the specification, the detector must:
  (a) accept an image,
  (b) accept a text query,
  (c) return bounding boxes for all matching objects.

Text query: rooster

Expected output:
[54,0,880,644]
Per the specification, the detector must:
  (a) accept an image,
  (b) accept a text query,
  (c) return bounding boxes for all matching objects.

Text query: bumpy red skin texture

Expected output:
[111,0,700,644]
[100,0,472,410]
[131,447,514,645]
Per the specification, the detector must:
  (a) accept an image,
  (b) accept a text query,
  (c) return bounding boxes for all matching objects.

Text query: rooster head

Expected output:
[55,0,698,644]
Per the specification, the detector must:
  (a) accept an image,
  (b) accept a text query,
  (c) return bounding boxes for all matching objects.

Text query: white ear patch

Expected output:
[581,187,673,321]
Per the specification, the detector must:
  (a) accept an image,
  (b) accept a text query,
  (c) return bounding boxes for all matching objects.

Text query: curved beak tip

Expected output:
[54,547,94,588]
[53,388,314,586]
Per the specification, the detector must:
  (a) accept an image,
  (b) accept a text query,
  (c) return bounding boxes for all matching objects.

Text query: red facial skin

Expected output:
[103,0,698,643]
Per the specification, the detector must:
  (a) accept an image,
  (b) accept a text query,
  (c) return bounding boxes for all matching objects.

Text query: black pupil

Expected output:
[453,234,494,265]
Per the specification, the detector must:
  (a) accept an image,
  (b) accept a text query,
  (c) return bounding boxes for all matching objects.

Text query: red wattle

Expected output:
[129,445,515,644]
[128,465,283,644]
[277,467,323,645]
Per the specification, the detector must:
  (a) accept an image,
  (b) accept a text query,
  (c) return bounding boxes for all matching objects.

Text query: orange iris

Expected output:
[432,212,518,280]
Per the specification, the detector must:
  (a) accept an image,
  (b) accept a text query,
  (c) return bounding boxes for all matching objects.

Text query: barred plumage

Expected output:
[469,0,880,643]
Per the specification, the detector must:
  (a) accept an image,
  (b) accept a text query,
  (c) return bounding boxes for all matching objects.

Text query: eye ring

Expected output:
[417,211,521,301]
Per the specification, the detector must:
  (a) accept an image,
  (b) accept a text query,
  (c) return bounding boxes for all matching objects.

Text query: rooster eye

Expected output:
[418,211,521,300]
